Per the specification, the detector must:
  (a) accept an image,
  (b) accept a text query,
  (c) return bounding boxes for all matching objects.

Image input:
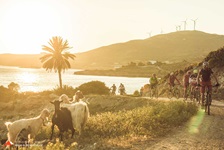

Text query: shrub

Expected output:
[53,85,76,96]
[8,82,20,92]
[77,81,110,95]
[0,85,17,102]
[133,90,140,96]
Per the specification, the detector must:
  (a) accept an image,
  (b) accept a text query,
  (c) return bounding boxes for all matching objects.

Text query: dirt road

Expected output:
[142,100,224,150]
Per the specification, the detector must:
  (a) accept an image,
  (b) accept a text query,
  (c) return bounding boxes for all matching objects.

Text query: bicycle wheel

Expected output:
[149,89,153,99]
[207,94,211,115]
[190,90,195,102]
[195,90,200,103]
[174,88,180,99]
[167,89,172,99]
[154,88,159,99]
[204,94,210,115]
[184,87,190,100]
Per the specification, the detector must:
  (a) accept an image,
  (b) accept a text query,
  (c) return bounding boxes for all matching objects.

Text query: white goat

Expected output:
[59,90,84,103]
[69,101,89,135]
[59,92,89,104]
[5,109,50,144]
[58,94,89,135]
[59,94,73,103]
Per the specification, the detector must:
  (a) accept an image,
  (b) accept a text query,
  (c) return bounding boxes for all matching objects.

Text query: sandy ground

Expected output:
[139,100,224,150]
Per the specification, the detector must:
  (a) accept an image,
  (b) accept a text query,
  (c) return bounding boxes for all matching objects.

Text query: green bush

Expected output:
[0,85,18,102]
[133,90,140,96]
[53,85,76,97]
[77,81,110,95]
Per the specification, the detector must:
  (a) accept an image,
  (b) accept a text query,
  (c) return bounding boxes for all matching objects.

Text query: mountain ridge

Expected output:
[1,30,224,69]
[73,30,224,69]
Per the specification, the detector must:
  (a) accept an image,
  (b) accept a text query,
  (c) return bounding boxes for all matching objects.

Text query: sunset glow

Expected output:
[1,0,224,54]
[0,0,79,54]
[18,72,37,84]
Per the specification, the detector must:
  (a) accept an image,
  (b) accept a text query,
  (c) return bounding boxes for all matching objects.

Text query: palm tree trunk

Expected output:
[58,71,62,89]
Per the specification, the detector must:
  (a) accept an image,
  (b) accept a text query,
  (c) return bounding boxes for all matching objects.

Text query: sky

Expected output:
[0,0,224,54]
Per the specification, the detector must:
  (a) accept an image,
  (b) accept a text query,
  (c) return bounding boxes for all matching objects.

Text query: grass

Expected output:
[29,98,198,149]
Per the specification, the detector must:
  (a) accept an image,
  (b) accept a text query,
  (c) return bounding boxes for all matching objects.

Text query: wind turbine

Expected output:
[191,18,198,30]
[175,25,179,31]
[178,25,181,31]
[160,28,164,34]
[147,31,152,38]
[182,19,187,30]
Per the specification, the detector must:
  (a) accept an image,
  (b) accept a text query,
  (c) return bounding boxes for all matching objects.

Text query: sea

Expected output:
[0,66,149,94]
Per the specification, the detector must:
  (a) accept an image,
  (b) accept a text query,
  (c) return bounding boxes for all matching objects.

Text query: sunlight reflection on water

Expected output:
[0,66,149,94]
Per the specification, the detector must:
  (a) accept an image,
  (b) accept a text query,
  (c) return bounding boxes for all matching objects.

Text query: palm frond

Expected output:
[40,54,53,62]
[64,59,71,68]
[42,45,55,53]
[63,52,76,60]
[43,58,55,71]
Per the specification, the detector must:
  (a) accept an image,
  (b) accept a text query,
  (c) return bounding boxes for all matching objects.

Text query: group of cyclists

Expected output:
[110,83,126,95]
[110,61,220,107]
[143,61,220,107]
[168,61,219,106]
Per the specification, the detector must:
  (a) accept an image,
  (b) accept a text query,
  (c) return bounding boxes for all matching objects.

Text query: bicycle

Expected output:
[183,85,191,100]
[110,89,116,95]
[190,85,200,103]
[167,84,181,99]
[150,85,158,99]
[199,84,219,115]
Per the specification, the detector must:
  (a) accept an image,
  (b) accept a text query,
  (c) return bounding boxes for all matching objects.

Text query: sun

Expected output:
[0,0,67,54]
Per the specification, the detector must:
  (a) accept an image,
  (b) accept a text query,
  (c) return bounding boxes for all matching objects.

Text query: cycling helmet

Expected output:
[193,69,198,74]
[203,61,209,67]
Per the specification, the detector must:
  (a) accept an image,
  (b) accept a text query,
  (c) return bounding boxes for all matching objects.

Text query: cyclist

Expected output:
[150,73,158,90]
[197,61,219,106]
[189,69,199,97]
[110,84,117,95]
[149,73,159,97]
[168,72,181,90]
[119,83,126,95]
[183,71,191,99]
[166,72,181,99]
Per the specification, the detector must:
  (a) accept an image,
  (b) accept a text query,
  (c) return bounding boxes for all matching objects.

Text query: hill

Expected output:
[0,54,43,68]
[1,31,224,69]
[74,30,224,69]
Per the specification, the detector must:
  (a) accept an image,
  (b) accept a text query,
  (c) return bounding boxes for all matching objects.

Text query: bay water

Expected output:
[0,66,149,94]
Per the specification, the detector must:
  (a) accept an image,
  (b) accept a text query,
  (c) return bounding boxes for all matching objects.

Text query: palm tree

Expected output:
[40,36,75,89]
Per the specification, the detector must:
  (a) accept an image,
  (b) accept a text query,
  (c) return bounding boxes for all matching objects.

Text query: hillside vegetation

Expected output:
[74,30,224,69]
[1,31,224,70]
[75,60,194,78]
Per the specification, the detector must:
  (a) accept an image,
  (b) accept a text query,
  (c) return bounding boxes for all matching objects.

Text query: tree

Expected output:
[40,36,75,89]
[8,82,20,92]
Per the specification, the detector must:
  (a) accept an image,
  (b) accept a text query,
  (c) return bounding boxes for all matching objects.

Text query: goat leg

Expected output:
[50,124,55,140]
[71,128,75,138]
[59,131,63,141]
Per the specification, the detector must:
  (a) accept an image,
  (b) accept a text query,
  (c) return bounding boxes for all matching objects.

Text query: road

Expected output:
[143,100,224,150]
